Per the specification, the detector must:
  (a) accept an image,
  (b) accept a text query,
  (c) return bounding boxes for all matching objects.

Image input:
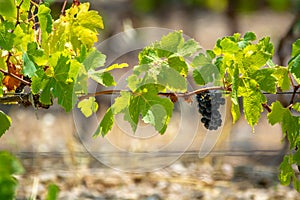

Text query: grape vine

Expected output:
[0,0,299,193]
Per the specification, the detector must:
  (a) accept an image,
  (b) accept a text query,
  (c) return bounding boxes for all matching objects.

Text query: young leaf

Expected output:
[77,97,98,118]
[94,108,114,137]
[0,111,12,138]
[243,32,256,41]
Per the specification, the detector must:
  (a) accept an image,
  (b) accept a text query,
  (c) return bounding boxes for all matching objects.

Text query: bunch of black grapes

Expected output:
[196,91,225,130]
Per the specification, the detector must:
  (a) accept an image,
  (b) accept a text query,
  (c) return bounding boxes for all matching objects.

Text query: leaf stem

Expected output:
[61,0,68,16]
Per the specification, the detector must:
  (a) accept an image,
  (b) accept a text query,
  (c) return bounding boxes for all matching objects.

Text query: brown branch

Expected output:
[262,103,272,113]
[289,84,300,105]
[0,68,31,86]
[15,0,24,28]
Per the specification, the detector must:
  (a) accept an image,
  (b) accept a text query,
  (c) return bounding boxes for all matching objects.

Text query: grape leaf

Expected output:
[177,38,201,57]
[27,42,48,66]
[94,108,114,137]
[192,53,220,85]
[88,70,115,87]
[292,103,300,112]
[126,84,174,134]
[32,54,79,111]
[111,91,131,114]
[159,31,184,54]
[0,21,16,50]
[77,97,98,117]
[240,79,266,128]
[243,32,256,41]
[38,4,52,43]
[0,0,16,18]
[250,68,276,93]
[83,48,106,71]
[0,111,11,138]
[267,101,287,125]
[282,114,300,148]
[131,63,187,92]
[291,39,300,57]
[278,155,294,186]
[231,64,239,105]
[168,56,188,76]
[22,52,37,77]
[289,54,300,83]
[273,67,290,91]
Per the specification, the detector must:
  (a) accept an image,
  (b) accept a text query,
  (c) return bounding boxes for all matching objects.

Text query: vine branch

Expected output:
[0,68,31,86]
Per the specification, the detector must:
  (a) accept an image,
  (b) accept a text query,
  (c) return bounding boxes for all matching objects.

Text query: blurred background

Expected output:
[1,0,300,199]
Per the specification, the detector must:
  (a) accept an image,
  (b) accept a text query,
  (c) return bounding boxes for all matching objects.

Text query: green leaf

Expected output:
[46,184,60,200]
[38,4,52,42]
[89,71,115,87]
[292,103,300,112]
[22,52,37,77]
[158,64,187,92]
[168,56,188,76]
[240,79,266,128]
[278,155,293,186]
[219,38,239,53]
[159,31,184,53]
[83,49,106,71]
[111,91,131,114]
[0,21,16,50]
[0,0,16,18]
[77,97,98,118]
[267,101,286,125]
[231,64,239,105]
[32,54,79,111]
[243,32,256,41]
[94,108,114,137]
[0,111,12,138]
[231,102,240,124]
[289,54,300,83]
[250,68,276,93]
[0,176,17,200]
[0,151,24,175]
[126,85,174,134]
[273,67,290,91]
[291,39,300,57]
[177,39,201,57]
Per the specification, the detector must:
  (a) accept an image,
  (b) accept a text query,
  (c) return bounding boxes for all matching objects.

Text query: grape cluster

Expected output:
[196,91,225,130]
